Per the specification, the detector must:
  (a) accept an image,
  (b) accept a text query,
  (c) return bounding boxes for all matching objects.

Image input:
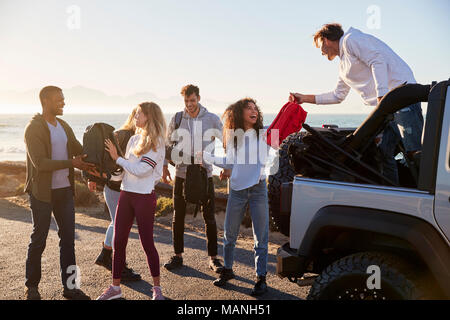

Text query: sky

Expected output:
[0,0,449,114]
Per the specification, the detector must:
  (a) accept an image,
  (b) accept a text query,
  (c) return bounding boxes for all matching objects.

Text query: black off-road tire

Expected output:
[307,251,432,300]
[268,131,305,236]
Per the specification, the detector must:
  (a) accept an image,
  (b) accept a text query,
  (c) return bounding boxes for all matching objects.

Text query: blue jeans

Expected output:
[223,179,269,277]
[25,187,76,289]
[379,102,424,185]
[103,185,120,248]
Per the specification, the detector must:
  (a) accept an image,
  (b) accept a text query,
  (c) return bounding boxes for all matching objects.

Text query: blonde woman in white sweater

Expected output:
[97,102,166,300]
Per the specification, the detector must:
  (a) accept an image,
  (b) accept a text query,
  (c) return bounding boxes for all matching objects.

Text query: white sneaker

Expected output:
[152,286,165,300]
[96,285,122,300]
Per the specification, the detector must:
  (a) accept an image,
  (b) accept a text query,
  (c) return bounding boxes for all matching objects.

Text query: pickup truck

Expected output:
[269,80,450,300]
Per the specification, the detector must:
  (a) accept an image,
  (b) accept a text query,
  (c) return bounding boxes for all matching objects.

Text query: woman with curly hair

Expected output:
[203,98,271,296]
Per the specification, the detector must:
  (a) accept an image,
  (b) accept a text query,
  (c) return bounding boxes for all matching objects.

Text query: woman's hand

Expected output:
[88,181,97,192]
[220,169,231,180]
[105,139,119,161]
[162,165,172,184]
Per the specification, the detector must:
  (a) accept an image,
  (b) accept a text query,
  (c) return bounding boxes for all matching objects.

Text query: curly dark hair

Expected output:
[222,98,263,149]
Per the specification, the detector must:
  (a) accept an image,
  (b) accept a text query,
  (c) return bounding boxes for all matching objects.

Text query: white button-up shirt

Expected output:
[116,134,165,194]
[315,27,416,106]
[204,130,270,191]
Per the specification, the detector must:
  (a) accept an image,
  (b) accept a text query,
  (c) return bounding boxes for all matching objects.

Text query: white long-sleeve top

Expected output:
[204,130,271,191]
[116,134,165,194]
[315,27,416,106]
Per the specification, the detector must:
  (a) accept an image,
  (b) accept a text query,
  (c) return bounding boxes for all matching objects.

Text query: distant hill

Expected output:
[0,86,232,113]
[0,86,381,115]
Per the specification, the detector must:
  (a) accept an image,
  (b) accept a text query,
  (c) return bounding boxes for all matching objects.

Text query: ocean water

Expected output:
[0,113,368,162]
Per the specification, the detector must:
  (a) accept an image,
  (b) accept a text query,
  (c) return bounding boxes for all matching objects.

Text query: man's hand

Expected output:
[88,181,97,192]
[162,165,172,184]
[87,168,107,179]
[289,92,301,103]
[289,92,316,104]
[220,169,231,181]
[72,154,96,171]
[105,139,119,161]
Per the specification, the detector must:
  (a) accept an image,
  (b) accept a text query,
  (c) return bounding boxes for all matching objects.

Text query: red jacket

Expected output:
[266,101,307,148]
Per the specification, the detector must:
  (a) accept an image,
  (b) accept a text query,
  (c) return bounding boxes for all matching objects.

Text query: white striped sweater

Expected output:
[116,134,165,194]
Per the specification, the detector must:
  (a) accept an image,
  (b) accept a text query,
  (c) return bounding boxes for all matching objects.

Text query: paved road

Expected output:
[0,196,309,300]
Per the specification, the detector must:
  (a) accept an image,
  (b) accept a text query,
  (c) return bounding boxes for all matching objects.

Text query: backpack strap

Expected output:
[99,123,115,183]
[168,111,183,143]
[192,170,210,219]
[174,111,183,131]
[193,204,200,218]
[166,111,184,165]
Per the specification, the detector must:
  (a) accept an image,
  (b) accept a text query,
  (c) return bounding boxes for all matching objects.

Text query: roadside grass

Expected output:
[75,181,99,207]
[15,183,25,195]
[156,196,173,217]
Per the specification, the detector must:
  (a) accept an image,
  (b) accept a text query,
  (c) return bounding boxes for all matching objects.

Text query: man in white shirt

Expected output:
[290,23,424,185]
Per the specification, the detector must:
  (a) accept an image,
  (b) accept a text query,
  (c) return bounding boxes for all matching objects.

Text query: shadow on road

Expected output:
[168,265,217,281]
[121,279,153,298]
[1,198,301,300]
[207,274,299,300]
[1,198,280,274]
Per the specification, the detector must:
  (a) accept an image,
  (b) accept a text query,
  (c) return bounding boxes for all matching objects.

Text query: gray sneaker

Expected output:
[96,285,122,300]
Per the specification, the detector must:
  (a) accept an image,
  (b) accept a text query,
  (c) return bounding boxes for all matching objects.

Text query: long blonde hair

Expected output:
[119,106,138,131]
[134,102,167,156]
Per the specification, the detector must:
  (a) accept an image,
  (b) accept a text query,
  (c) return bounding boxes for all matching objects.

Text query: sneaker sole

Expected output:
[96,293,122,300]
[213,277,233,287]
[213,282,226,287]
[106,293,122,300]
[209,266,223,274]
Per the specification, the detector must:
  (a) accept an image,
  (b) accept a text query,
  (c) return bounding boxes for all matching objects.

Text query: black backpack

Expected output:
[114,128,134,156]
[184,164,210,218]
[82,123,125,184]
[166,111,210,217]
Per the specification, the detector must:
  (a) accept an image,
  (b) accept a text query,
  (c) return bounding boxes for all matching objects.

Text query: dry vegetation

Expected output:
[0,162,230,218]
